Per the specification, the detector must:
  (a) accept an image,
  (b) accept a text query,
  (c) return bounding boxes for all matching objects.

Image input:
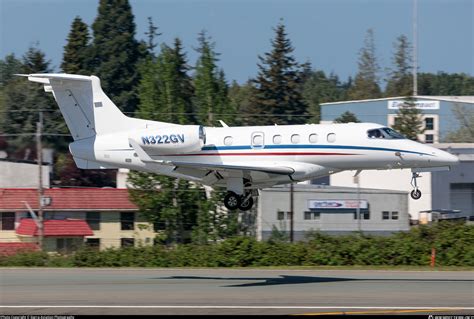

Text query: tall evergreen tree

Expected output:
[302,70,350,123]
[137,38,194,124]
[386,35,413,97]
[193,31,233,126]
[348,29,382,100]
[144,16,161,56]
[1,47,69,153]
[90,0,143,114]
[61,16,91,74]
[392,96,424,141]
[253,21,307,125]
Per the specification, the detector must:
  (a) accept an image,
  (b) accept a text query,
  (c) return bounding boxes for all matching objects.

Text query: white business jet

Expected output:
[22,74,459,210]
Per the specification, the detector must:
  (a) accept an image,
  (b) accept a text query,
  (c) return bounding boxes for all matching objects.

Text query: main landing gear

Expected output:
[224,191,255,211]
[410,172,422,200]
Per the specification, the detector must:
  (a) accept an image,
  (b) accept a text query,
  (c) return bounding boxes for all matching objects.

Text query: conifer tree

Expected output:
[348,29,382,100]
[253,21,307,125]
[193,31,233,126]
[392,96,424,141]
[61,17,91,74]
[334,111,360,123]
[386,35,413,96]
[90,0,143,114]
[137,38,194,124]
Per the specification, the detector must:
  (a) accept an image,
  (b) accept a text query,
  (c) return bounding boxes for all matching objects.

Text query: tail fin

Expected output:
[24,73,139,140]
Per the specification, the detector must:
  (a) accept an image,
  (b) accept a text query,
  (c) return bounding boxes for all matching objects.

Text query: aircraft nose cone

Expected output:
[437,150,460,165]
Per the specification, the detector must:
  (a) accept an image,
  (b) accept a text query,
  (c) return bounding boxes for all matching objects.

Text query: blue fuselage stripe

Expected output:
[201,144,430,156]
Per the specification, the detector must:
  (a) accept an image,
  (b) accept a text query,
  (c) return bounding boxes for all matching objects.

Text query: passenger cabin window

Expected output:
[252,132,264,148]
[224,136,233,146]
[273,135,282,144]
[291,134,300,144]
[367,127,405,139]
[309,134,318,143]
[327,133,336,143]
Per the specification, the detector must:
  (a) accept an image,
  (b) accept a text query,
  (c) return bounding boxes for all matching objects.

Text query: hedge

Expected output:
[1,221,472,267]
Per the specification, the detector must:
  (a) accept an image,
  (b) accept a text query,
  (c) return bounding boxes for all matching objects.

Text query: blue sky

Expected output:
[1,0,473,83]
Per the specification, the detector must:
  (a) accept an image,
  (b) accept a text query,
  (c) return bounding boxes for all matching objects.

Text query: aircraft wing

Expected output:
[129,139,295,175]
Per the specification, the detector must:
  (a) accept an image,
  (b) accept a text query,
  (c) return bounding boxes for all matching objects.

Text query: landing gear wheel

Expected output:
[239,196,254,211]
[224,191,241,210]
[411,189,422,200]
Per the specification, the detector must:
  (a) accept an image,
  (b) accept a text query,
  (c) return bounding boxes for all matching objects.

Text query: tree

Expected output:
[193,31,234,126]
[386,35,413,97]
[228,81,256,125]
[418,72,474,96]
[348,29,382,100]
[90,0,144,114]
[334,111,360,123]
[302,70,351,123]
[1,47,69,153]
[137,38,194,124]
[444,104,474,142]
[61,16,91,74]
[391,96,424,141]
[253,21,307,125]
[144,16,161,56]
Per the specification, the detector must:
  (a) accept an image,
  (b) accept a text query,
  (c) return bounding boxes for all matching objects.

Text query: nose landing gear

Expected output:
[410,172,422,200]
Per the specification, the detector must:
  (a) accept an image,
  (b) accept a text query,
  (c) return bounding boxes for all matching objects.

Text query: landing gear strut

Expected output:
[410,172,422,200]
[223,191,255,211]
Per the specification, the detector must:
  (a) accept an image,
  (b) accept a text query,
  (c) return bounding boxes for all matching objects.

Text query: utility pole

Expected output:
[289,183,294,242]
[36,111,44,250]
[413,0,418,96]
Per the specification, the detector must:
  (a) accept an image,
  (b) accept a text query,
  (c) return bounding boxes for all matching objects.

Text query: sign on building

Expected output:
[387,100,440,110]
[308,200,368,209]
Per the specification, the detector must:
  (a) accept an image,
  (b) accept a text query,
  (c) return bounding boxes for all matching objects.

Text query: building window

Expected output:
[1,212,15,230]
[121,238,135,247]
[425,134,434,144]
[394,117,401,127]
[273,135,282,144]
[304,211,320,220]
[121,212,135,230]
[354,211,370,220]
[224,136,233,146]
[425,117,434,130]
[309,134,318,143]
[86,212,100,231]
[291,134,300,144]
[327,133,336,143]
[391,211,399,220]
[57,238,78,253]
[382,211,390,220]
[277,211,285,220]
[85,238,100,249]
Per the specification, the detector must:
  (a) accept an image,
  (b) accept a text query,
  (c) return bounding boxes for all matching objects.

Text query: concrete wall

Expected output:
[0,161,50,188]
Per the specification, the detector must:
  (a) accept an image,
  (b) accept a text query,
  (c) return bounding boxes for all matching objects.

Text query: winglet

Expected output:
[218,120,229,127]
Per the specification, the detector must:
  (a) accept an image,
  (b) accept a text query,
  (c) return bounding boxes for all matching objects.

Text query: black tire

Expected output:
[411,189,422,200]
[239,196,254,211]
[224,192,241,210]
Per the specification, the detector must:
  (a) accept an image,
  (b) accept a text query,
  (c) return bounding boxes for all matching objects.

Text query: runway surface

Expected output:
[0,268,473,315]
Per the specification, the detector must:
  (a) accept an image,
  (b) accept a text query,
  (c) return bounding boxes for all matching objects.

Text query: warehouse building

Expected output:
[320,96,474,143]
[257,184,409,241]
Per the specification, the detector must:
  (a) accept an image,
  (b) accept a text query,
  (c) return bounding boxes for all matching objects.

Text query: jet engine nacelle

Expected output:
[130,125,206,155]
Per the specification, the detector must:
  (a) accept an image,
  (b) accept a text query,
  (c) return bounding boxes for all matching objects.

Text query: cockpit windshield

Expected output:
[367,127,406,139]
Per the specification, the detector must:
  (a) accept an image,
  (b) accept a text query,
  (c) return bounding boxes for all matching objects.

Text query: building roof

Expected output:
[320,95,474,106]
[0,188,138,211]
[0,242,40,256]
[16,218,94,237]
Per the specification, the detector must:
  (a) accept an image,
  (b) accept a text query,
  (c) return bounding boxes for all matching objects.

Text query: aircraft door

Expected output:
[251,131,265,149]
